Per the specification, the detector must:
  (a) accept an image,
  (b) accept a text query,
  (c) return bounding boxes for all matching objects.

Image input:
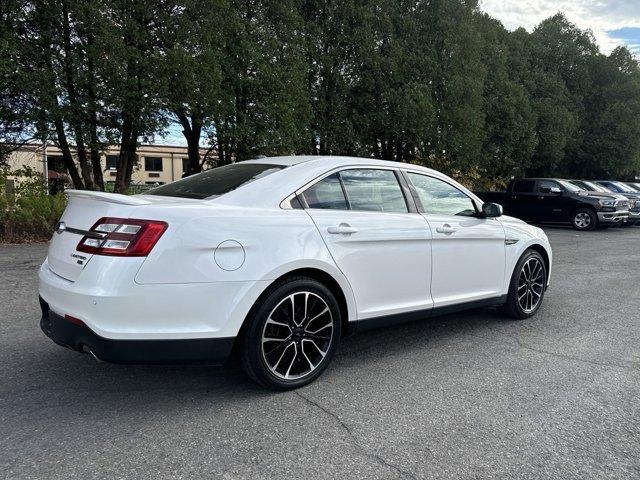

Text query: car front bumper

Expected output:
[39,297,235,364]
[628,210,640,222]
[598,210,629,224]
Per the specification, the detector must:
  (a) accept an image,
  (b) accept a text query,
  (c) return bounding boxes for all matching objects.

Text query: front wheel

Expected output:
[503,250,547,319]
[240,277,341,390]
[571,208,597,231]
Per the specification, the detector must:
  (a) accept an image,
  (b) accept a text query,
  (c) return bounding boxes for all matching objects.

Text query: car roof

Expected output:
[242,155,319,166]
[212,155,460,208]
[245,155,441,174]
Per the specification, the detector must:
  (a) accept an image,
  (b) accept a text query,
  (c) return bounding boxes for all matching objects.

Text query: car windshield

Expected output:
[610,181,635,193]
[146,163,285,199]
[557,180,581,192]
[584,181,610,193]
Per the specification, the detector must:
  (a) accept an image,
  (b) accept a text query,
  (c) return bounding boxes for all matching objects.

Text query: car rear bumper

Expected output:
[39,258,269,340]
[40,297,235,365]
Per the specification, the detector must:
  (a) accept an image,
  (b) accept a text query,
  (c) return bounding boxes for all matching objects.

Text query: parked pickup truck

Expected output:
[476,178,630,231]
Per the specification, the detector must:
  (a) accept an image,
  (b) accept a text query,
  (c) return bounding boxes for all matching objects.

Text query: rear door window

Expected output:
[339,169,408,213]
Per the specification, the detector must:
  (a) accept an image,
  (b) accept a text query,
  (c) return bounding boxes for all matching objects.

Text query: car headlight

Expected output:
[599,199,616,206]
[635,200,640,208]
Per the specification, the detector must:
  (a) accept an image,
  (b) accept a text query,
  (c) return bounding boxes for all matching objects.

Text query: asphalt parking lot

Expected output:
[1,227,639,480]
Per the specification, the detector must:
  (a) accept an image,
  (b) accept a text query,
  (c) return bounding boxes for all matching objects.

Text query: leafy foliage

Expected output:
[1,2,640,191]
[0,166,66,242]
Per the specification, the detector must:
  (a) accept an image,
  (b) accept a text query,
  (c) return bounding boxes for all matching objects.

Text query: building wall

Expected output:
[3,144,214,187]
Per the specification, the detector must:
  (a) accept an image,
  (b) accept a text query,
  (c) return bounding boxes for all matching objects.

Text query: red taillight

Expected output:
[76,217,168,257]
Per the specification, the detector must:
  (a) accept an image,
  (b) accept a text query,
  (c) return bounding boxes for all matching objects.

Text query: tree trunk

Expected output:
[114,112,138,193]
[176,110,202,177]
[86,34,104,191]
[53,117,84,189]
[61,0,94,189]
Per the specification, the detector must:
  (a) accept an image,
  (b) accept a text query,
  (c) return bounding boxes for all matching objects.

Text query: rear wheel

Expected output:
[503,250,547,319]
[240,277,341,390]
[571,208,597,231]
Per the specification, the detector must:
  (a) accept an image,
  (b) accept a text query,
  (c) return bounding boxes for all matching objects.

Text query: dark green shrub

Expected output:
[0,166,67,243]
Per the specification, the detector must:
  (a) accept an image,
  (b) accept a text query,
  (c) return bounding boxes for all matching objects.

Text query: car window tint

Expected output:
[537,180,559,191]
[599,182,619,192]
[339,169,408,213]
[147,162,284,199]
[407,173,476,216]
[302,173,348,210]
[513,179,535,193]
[557,180,580,192]
[612,181,634,193]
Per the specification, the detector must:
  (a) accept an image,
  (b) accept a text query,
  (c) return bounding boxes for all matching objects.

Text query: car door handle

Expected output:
[327,223,358,235]
[436,224,457,235]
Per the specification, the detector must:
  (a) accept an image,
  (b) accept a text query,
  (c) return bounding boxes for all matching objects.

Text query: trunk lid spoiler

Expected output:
[65,189,151,206]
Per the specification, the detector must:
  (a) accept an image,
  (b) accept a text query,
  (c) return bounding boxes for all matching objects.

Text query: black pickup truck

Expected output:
[476,178,630,231]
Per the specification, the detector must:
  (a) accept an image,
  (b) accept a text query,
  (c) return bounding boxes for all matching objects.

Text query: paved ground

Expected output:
[1,226,639,480]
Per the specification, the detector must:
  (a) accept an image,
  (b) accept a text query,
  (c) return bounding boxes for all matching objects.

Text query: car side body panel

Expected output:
[38,156,552,362]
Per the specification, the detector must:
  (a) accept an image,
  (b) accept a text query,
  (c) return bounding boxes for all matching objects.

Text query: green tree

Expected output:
[98,0,168,193]
[506,26,578,177]
[212,0,310,163]
[350,0,436,162]
[158,0,225,176]
[573,47,640,178]
[420,0,486,176]
[0,0,37,165]
[477,15,536,185]
[301,0,369,155]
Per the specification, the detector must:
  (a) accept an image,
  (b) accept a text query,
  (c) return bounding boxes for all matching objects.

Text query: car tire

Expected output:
[571,208,597,231]
[503,249,547,320]
[240,276,341,390]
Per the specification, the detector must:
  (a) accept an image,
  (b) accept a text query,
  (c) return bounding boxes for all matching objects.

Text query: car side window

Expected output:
[301,173,348,210]
[406,173,476,216]
[339,169,408,213]
[537,180,560,193]
[513,179,535,193]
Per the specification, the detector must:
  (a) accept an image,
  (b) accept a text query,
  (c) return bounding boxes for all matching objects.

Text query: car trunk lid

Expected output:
[47,190,150,281]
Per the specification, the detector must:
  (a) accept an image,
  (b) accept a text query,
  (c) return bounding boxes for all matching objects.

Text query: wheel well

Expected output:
[241,268,351,340]
[527,244,550,283]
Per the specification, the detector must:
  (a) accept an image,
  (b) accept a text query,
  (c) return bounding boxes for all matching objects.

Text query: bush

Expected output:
[0,166,67,243]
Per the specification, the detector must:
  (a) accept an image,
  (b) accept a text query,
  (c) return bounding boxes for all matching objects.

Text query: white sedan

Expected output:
[39,156,552,389]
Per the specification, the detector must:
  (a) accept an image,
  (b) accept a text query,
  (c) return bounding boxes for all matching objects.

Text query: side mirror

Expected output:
[482,202,503,218]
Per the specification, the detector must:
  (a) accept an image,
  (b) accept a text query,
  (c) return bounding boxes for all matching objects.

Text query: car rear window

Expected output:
[146,163,284,199]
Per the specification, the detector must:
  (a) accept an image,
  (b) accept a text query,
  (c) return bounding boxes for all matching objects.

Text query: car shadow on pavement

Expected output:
[21,306,512,403]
